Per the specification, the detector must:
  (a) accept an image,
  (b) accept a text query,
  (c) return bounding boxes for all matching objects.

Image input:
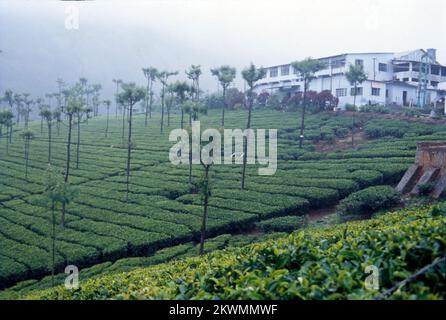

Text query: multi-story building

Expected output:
[255,49,446,108]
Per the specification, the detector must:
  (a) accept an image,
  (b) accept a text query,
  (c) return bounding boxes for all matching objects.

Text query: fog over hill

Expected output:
[0,0,445,112]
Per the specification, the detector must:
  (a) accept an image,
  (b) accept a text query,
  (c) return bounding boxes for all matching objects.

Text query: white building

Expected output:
[255,49,446,108]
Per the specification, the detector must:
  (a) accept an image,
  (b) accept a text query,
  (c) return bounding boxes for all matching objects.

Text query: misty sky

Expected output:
[1,0,445,101]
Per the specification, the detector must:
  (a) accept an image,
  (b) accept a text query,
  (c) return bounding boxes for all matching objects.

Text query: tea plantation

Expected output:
[1,109,446,293]
[26,203,446,300]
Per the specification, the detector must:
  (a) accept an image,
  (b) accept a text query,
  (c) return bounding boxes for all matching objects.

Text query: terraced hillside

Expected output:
[1,109,445,291]
[26,203,446,300]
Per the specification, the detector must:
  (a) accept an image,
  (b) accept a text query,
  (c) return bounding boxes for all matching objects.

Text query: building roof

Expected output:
[384,80,418,88]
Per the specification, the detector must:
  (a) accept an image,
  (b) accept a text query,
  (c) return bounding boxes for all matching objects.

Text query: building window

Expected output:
[371,88,380,96]
[386,89,389,98]
[281,65,290,76]
[350,87,363,96]
[402,77,409,82]
[292,67,298,74]
[378,63,388,72]
[442,67,446,77]
[269,67,278,78]
[431,81,439,87]
[331,58,346,68]
[431,65,440,75]
[411,78,419,82]
[355,59,364,67]
[336,88,347,97]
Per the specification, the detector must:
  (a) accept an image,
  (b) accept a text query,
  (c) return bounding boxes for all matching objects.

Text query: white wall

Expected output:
[387,84,417,106]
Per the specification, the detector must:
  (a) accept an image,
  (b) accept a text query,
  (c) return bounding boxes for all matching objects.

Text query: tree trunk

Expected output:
[76,114,81,169]
[105,107,110,137]
[180,108,184,129]
[145,78,150,127]
[61,113,73,228]
[6,125,9,155]
[221,86,226,127]
[199,165,210,255]
[126,103,133,202]
[48,123,52,164]
[241,90,253,190]
[160,86,165,134]
[149,79,153,119]
[121,105,126,141]
[115,83,119,119]
[189,102,192,127]
[24,138,29,180]
[299,80,307,149]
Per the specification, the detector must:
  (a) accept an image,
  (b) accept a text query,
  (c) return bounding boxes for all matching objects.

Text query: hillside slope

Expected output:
[28,204,446,300]
[4,110,440,289]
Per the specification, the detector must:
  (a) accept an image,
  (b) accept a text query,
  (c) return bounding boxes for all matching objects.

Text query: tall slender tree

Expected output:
[91,84,102,117]
[44,165,74,287]
[39,106,54,163]
[74,99,86,170]
[142,67,158,126]
[20,129,35,180]
[22,93,33,129]
[240,63,266,190]
[3,90,15,142]
[291,58,326,148]
[165,86,175,127]
[0,109,13,154]
[103,99,111,137]
[36,98,45,134]
[186,65,202,101]
[14,93,22,127]
[60,88,83,227]
[112,79,122,119]
[157,71,178,133]
[211,65,236,127]
[345,64,367,147]
[53,108,62,136]
[170,81,191,129]
[117,82,146,201]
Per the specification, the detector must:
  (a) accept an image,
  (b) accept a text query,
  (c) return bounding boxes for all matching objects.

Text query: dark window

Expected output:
[270,67,278,77]
[411,78,419,82]
[336,88,347,97]
[431,65,440,75]
[350,87,363,96]
[378,63,387,72]
[441,67,446,77]
[281,66,290,76]
[371,88,381,96]
[386,89,389,98]
[402,78,409,82]
[431,81,439,87]
[355,59,364,66]
[393,63,409,72]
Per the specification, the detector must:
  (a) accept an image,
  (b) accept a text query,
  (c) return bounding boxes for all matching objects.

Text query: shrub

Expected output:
[337,185,400,215]
[345,104,357,112]
[256,216,305,233]
[359,105,390,114]
[402,107,420,117]
[417,183,435,196]
[28,204,446,300]
[333,126,350,138]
